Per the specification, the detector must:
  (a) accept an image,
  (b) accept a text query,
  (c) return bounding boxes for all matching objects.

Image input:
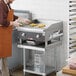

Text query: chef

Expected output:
[0,0,30,76]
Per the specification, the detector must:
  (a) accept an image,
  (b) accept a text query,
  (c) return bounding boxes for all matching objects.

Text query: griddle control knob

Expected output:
[21,33,25,37]
[36,34,39,38]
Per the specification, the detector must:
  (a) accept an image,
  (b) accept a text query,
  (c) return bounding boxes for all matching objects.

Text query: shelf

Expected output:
[69,39,76,43]
[69,48,76,53]
[17,44,45,52]
[69,0,76,54]
[70,17,76,21]
[70,13,76,16]
[69,25,76,29]
[70,35,76,40]
[24,65,55,75]
[69,22,76,25]
[71,46,76,49]
[69,28,76,35]
[17,40,62,51]
[69,9,76,12]
[69,42,76,47]
[70,4,76,7]
[69,1,76,3]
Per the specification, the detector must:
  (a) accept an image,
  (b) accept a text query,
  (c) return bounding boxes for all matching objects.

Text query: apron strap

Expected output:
[7,3,11,10]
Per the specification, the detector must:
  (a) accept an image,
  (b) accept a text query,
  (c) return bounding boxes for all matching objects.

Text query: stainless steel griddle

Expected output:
[16,19,63,45]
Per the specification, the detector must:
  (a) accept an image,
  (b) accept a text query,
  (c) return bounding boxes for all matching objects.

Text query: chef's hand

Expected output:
[0,24,2,26]
[13,20,20,27]
[10,18,31,26]
[10,20,20,27]
[17,17,31,25]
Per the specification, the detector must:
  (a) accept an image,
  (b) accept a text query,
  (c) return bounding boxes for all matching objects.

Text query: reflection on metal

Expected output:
[14,9,32,20]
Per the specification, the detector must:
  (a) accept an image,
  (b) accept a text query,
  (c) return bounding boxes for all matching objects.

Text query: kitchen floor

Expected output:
[0,66,56,76]
[11,70,56,76]
[11,67,56,76]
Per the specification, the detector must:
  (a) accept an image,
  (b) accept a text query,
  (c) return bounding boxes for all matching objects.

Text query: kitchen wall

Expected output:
[12,0,68,20]
[9,0,69,70]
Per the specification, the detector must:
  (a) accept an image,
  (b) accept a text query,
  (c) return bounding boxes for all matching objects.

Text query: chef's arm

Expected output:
[10,21,19,27]
[0,24,2,26]
[10,16,31,26]
[0,21,19,27]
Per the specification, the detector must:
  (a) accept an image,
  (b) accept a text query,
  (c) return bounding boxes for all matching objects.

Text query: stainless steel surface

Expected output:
[16,20,63,33]
[14,10,32,20]
[16,20,63,46]
[24,66,55,75]
[17,19,63,76]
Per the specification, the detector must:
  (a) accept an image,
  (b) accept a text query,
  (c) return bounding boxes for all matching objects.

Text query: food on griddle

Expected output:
[19,22,26,26]
[37,24,45,28]
[30,23,37,27]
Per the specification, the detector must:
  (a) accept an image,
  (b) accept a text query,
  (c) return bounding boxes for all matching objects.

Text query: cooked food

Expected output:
[19,22,25,26]
[37,24,45,28]
[30,23,37,27]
